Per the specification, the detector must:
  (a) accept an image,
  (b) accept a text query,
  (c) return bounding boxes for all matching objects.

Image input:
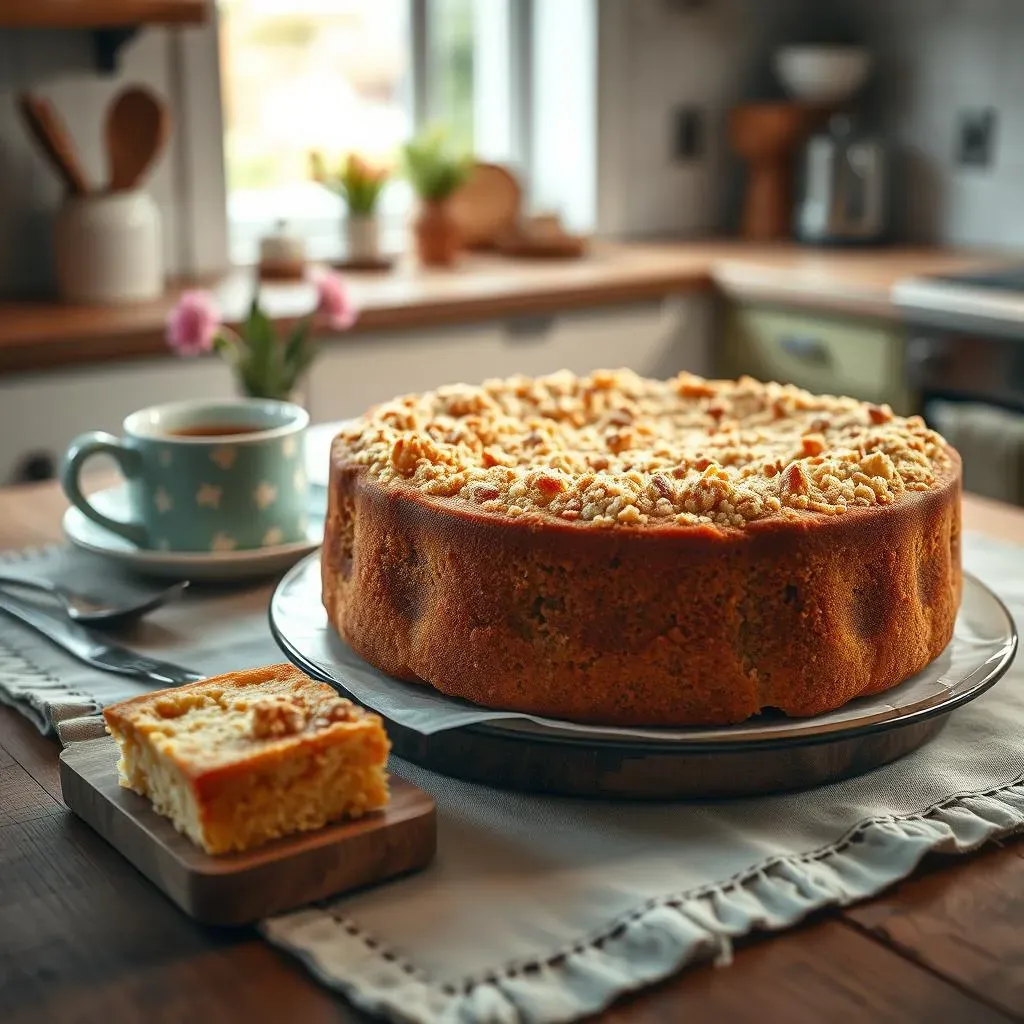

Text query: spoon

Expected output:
[0,576,189,629]
[16,92,91,196]
[105,86,171,191]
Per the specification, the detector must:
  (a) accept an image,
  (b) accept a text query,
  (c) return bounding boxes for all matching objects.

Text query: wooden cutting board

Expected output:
[59,736,436,926]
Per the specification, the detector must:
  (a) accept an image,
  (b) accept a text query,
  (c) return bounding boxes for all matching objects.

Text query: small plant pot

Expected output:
[413,199,461,267]
[345,214,381,262]
[237,379,306,406]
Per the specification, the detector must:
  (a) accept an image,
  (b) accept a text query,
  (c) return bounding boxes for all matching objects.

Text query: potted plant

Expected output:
[401,126,473,267]
[311,152,390,262]
[165,271,357,402]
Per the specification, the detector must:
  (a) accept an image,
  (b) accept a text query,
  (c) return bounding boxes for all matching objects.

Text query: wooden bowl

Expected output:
[331,256,396,274]
[728,102,813,160]
[495,234,587,260]
[449,163,522,250]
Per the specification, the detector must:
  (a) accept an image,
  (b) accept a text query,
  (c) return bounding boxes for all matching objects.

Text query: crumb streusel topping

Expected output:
[334,369,951,529]
[144,678,364,761]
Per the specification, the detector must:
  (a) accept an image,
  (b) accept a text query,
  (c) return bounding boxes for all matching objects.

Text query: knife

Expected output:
[0,587,206,686]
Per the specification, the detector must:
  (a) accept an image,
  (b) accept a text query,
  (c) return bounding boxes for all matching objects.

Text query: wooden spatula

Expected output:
[16,92,91,196]
[105,86,172,191]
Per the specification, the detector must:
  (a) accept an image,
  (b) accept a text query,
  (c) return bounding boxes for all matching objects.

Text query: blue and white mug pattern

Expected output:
[61,399,310,553]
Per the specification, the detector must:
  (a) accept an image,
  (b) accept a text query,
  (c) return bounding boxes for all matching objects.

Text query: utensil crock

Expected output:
[55,189,163,304]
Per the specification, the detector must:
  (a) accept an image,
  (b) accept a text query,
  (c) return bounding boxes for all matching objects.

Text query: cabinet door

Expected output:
[496,296,712,380]
[306,322,509,423]
[0,359,234,485]
[307,297,712,424]
[721,305,910,413]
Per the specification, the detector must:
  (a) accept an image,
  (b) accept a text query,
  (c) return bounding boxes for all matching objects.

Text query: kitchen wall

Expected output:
[0,23,225,298]
[596,0,1024,251]
[861,0,1024,249]
[3,0,1018,287]
[595,0,804,239]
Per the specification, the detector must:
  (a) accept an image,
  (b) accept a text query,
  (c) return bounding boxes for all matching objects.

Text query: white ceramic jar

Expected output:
[54,190,163,304]
[345,213,381,261]
[258,221,307,279]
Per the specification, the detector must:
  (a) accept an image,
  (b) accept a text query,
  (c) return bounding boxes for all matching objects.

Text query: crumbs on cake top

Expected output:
[333,370,951,529]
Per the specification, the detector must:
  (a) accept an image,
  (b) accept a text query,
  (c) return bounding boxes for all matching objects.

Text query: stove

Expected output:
[894,263,1024,507]
[893,265,1024,339]
[933,266,1024,291]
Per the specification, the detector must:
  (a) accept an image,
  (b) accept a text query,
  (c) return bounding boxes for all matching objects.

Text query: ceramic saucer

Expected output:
[63,486,324,581]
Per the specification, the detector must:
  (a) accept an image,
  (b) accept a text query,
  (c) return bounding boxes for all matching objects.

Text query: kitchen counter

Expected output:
[704,243,1011,317]
[0,240,1014,376]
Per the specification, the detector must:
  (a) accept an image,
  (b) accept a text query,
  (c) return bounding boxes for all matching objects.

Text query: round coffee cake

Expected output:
[322,370,962,726]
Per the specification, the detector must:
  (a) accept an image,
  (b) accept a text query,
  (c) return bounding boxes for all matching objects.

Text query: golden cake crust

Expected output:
[322,371,963,726]
[104,664,385,793]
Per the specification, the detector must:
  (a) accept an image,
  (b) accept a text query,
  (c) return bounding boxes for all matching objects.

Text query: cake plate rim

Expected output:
[268,552,1016,755]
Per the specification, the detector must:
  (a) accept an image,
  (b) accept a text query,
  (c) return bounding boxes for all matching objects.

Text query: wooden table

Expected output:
[2,481,1023,1023]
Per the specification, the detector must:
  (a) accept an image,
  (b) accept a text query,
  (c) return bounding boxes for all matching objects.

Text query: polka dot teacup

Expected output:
[61,399,309,553]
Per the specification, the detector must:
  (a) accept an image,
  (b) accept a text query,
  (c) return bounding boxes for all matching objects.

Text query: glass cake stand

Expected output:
[269,553,1017,799]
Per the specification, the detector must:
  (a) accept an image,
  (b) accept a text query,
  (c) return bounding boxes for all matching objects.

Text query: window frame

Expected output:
[170,0,538,273]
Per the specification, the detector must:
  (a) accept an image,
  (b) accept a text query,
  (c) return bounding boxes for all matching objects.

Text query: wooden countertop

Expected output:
[1,480,1023,1022]
[0,240,1014,377]
[702,243,1006,316]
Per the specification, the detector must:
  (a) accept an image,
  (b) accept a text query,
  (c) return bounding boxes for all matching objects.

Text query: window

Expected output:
[426,0,475,151]
[219,0,520,264]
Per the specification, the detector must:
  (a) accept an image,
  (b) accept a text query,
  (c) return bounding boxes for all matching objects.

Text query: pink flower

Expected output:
[166,290,221,356]
[314,271,358,331]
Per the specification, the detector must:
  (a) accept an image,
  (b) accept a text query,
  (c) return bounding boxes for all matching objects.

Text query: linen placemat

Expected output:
[0,546,284,735]
[1,537,1023,1024]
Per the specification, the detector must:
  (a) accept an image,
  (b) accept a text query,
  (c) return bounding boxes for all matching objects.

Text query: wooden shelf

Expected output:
[0,1,206,28]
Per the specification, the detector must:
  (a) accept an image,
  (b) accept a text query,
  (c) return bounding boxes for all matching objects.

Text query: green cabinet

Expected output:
[720,303,911,415]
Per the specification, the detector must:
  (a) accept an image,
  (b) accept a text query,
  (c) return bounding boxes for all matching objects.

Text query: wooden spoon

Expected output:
[105,86,172,191]
[16,93,91,196]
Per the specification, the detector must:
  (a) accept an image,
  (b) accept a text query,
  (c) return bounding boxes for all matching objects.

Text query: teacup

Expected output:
[61,399,309,553]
